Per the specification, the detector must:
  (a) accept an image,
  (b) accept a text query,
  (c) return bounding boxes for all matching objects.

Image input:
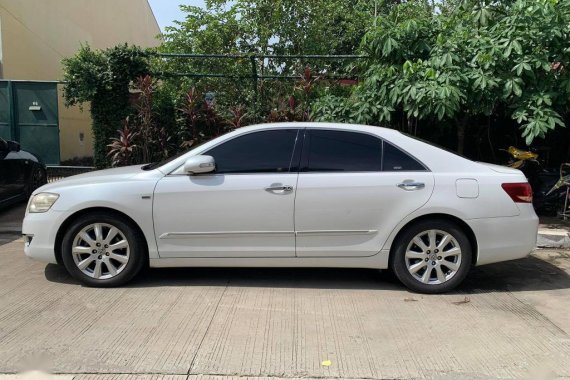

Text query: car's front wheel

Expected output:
[391,219,472,294]
[61,212,145,287]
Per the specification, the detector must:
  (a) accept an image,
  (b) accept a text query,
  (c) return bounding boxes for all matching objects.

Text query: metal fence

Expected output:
[46,166,95,183]
[153,53,367,105]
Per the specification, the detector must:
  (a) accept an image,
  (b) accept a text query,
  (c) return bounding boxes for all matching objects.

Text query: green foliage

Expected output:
[155,0,377,116]
[62,44,151,168]
[205,0,374,56]
[107,75,178,167]
[153,84,180,151]
[63,0,570,165]
[313,0,570,150]
[312,94,354,122]
[312,90,394,124]
[177,87,223,148]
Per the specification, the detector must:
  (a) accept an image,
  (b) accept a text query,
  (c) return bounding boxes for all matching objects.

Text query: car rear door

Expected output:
[153,128,302,258]
[294,129,435,257]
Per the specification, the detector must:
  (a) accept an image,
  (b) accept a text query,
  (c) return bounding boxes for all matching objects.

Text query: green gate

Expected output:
[0,80,60,165]
[0,81,12,140]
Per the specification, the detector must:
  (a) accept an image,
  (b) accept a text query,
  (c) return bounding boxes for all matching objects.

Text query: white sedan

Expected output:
[23,123,538,293]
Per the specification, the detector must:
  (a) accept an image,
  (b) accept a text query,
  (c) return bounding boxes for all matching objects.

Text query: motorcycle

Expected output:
[545,163,570,219]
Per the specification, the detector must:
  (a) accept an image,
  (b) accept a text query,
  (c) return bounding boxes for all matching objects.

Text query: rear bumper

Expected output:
[467,205,538,266]
[22,210,68,264]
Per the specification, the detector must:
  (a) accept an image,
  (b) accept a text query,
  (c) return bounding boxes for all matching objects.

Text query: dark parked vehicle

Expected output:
[0,138,47,209]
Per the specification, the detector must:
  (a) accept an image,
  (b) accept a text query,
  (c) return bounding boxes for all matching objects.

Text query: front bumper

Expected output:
[22,209,69,264]
[467,204,539,266]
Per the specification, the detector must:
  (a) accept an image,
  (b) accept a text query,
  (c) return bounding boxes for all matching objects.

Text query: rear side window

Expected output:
[382,142,426,171]
[205,129,299,173]
[305,130,382,172]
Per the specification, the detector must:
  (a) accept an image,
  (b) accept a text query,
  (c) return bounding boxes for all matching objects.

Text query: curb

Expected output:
[537,228,570,249]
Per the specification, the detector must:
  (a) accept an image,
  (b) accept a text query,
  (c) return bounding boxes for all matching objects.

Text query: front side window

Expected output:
[205,129,299,173]
[305,130,382,172]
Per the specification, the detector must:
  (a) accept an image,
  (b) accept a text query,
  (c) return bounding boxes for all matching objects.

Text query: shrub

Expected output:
[62,44,151,168]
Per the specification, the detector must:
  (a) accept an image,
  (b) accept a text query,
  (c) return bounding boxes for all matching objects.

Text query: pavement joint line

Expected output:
[186,278,232,376]
[0,375,402,380]
[214,376,376,379]
[184,375,396,380]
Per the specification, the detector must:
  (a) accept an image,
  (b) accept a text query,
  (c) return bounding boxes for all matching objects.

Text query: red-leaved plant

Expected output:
[225,105,248,129]
[107,118,138,167]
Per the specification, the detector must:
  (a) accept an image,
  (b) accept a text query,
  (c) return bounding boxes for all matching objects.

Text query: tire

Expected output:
[391,219,472,294]
[26,166,47,198]
[61,212,146,287]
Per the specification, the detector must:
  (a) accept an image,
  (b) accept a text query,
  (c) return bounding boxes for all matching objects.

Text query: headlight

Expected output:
[29,193,59,213]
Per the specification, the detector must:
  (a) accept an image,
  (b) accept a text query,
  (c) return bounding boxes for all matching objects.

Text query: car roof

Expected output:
[236,122,403,138]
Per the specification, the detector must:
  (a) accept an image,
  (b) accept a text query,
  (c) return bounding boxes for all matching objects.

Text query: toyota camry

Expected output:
[22,123,538,293]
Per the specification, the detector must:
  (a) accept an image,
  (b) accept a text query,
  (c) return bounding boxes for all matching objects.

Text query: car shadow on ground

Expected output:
[44,254,570,293]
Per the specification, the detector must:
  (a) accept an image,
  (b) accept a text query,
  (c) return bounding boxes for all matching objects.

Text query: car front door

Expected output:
[153,128,302,258]
[294,129,435,257]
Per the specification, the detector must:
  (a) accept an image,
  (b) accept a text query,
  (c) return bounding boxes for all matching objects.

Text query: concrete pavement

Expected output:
[0,203,25,245]
[0,236,570,379]
[538,218,570,248]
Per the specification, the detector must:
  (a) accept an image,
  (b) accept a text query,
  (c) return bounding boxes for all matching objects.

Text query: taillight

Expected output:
[501,183,533,203]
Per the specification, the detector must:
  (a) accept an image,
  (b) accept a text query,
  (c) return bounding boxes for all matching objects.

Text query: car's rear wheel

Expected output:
[391,219,472,294]
[61,212,145,287]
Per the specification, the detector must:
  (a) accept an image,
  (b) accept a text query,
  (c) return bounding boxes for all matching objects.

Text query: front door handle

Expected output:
[265,183,294,193]
[397,181,425,191]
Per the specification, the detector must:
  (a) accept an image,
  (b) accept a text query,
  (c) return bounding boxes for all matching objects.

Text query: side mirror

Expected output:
[183,155,215,174]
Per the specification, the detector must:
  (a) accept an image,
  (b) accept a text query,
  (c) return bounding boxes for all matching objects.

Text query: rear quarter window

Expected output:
[382,142,427,171]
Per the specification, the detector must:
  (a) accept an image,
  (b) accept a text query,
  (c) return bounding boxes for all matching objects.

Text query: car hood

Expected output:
[36,165,156,193]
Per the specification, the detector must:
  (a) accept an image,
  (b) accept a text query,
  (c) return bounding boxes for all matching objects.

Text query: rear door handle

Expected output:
[397,181,425,191]
[265,183,294,193]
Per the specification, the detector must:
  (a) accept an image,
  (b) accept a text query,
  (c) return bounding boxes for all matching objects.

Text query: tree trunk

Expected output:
[456,116,468,155]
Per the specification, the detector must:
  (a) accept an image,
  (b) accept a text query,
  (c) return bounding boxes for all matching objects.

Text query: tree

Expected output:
[155,0,377,115]
[313,0,570,153]
[206,0,374,56]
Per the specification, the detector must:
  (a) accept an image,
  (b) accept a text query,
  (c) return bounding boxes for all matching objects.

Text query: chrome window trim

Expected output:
[302,127,430,173]
[159,229,378,239]
[168,127,303,176]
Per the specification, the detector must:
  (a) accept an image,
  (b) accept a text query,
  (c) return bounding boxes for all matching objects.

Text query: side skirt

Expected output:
[149,249,390,269]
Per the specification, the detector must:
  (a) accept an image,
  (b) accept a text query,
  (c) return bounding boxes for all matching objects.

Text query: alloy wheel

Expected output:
[404,229,462,285]
[71,223,130,280]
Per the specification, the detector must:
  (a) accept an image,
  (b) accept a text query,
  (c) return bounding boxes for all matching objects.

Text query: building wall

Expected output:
[0,0,161,161]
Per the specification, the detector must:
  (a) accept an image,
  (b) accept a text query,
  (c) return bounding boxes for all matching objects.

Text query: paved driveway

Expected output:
[0,203,25,245]
[0,236,569,380]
